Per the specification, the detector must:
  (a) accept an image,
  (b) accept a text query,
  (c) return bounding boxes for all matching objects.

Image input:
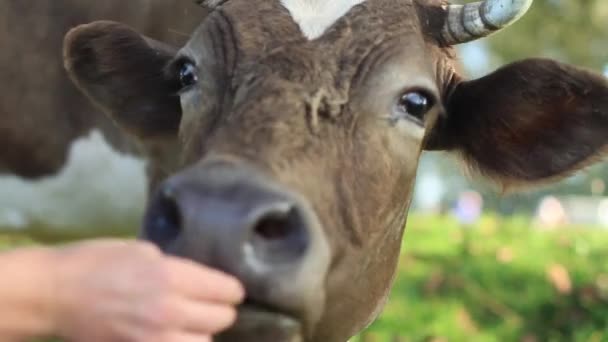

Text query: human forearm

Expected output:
[0,247,56,341]
[0,240,243,342]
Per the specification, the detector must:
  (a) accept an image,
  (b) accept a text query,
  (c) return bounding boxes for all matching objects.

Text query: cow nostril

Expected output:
[254,212,294,240]
[249,203,309,263]
[144,187,182,247]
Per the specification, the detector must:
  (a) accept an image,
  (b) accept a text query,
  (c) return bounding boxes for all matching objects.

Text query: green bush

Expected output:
[354,214,608,342]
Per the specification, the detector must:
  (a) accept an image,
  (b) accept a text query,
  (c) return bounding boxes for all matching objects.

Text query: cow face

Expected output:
[63,0,608,341]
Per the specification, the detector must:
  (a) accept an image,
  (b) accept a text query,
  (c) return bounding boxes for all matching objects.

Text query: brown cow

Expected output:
[17,0,608,341]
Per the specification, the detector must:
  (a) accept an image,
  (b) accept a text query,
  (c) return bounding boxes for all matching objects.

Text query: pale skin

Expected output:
[0,239,245,342]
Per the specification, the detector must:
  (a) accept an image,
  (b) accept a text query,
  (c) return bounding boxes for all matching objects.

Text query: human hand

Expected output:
[49,239,244,342]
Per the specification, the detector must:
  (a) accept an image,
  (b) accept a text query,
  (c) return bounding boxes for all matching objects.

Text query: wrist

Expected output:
[0,246,59,339]
[44,245,79,339]
[26,247,60,337]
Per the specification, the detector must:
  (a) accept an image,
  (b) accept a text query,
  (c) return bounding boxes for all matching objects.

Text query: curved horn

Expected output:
[441,0,533,45]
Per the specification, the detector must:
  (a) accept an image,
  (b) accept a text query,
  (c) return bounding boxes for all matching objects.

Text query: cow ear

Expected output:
[63,20,181,140]
[426,58,608,187]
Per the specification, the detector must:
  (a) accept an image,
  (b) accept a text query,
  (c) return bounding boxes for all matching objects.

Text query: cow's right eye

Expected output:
[178,61,198,88]
[396,90,434,125]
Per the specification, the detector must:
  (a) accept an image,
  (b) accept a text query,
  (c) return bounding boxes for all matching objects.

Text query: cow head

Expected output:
[63,0,608,341]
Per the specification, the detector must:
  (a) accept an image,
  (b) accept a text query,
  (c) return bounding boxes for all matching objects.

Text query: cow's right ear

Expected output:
[425,58,608,188]
[64,21,181,140]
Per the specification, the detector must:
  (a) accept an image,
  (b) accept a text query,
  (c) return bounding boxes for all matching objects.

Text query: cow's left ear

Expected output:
[64,20,182,140]
[426,58,608,185]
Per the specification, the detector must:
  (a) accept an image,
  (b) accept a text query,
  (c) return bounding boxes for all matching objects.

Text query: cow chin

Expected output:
[217,303,304,342]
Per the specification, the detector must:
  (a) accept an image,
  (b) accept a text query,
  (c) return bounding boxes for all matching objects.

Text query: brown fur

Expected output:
[63,21,183,139]
[52,0,608,341]
[426,58,608,189]
[0,0,206,178]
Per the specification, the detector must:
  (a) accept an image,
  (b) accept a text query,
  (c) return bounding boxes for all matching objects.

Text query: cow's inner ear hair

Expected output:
[424,58,608,189]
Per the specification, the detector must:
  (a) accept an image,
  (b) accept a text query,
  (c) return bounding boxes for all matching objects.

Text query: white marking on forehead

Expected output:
[0,130,147,234]
[281,0,366,40]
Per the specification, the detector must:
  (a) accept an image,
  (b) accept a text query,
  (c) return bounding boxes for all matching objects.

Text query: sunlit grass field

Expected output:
[3,214,608,342]
[354,214,608,342]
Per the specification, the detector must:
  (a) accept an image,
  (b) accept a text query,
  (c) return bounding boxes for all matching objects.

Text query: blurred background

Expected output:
[1,0,608,341]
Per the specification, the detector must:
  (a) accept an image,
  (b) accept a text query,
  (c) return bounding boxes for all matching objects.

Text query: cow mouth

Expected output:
[215,299,304,342]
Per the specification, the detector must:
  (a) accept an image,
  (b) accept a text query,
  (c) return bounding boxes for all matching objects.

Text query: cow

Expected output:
[6,0,608,341]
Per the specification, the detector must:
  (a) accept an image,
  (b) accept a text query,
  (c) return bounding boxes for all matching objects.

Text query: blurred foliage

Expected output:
[486,0,608,69]
[354,214,608,341]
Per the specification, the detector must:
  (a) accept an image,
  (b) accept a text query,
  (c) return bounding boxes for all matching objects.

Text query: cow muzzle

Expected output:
[141,157,331,341]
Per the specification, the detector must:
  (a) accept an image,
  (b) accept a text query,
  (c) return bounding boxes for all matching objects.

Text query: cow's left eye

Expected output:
[178,61,198,89]
[396,91,434,124]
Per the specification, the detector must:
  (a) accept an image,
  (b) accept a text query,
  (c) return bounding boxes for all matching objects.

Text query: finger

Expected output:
[173,297,238,334]
[160,331,212,342]
[165,257,245,304]
[129,240,162,256]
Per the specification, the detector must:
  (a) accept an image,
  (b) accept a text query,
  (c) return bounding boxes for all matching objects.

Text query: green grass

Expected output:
[353,214,608,342]
[4,214,608,342]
